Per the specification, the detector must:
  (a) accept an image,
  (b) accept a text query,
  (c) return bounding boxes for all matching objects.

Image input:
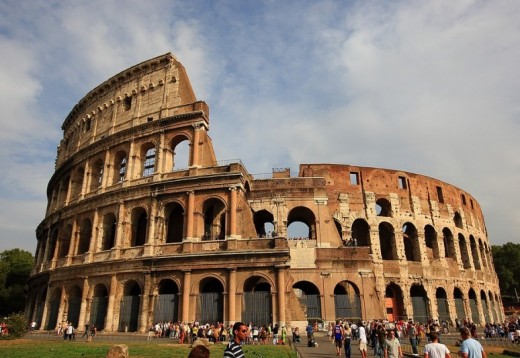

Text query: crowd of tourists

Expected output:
[146,320,290,345]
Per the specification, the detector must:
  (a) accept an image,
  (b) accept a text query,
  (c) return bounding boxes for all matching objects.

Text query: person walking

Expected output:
[424,332,451,358]
[82,322,90,339]
[359,321,368,358]
[384,330,403,358]
[459,327,487,358]
[334,320,345,356]
[344,324,352,358]
[224,321,247,358]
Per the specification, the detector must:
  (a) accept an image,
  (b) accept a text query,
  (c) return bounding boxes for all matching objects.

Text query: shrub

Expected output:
[1,312,28,338]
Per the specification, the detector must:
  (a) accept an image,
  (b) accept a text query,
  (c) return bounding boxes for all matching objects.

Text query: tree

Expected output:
[0,249,34,316]
[492,242,520,299]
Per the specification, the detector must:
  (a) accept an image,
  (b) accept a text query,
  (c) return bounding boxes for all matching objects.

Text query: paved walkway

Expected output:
[293,332,363,358]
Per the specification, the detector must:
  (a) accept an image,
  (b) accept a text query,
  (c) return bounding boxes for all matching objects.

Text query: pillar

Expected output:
[228,269,237,325]
[105,274,118,332]
[276,267,286,327]
[228,187,237,238]
[186,191,194,240]
[78,277,89,331]
[138,273,151,333]
[39,285,53,330]
[112,201,125,258]
[182,271,191,322]
[191,124,201,167]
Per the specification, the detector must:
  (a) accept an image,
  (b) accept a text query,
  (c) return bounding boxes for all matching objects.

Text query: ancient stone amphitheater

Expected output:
[26,53,503,333]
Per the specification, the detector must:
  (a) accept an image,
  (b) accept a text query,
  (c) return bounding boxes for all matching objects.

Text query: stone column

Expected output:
[126,140,136,180]
[101,150,111,190]
[227,269,237,325]
[156,131,166,173]
[57,285,67,326]
[186,191,195,240]
[78,277,89,331]
[105,274,118,332]
[191,124,201,167]
[81,161,91,198]
[39,285,53,330]
[86,209,99,262]
[66,217,78,264]
[144,198,157,256]
[276,267,286,327]
[138,273,151,333]
[112,201,125,258]
[228,187,237,238]
[182,271,191,322]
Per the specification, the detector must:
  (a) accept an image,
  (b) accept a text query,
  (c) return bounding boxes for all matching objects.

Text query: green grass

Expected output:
[0,339,297,358]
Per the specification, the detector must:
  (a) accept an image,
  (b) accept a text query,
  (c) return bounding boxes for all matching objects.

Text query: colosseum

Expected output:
[26,53,503,333]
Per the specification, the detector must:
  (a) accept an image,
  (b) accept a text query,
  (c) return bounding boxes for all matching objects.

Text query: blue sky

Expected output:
[0,0,519,254]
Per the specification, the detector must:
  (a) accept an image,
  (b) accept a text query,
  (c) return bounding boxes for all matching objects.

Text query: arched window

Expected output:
[142,146,156,177]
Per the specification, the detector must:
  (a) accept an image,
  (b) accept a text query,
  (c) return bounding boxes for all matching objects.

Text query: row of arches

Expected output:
[49,135,192,212]
[385,284,502,325]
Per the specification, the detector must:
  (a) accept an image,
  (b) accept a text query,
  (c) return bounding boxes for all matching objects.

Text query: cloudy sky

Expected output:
[0,0,518,254]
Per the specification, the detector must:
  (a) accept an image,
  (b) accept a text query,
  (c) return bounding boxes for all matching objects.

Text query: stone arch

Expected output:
[410,284,430,323]
[376,198,392,217]
[67,285,82,327]
[243,276,273,326]
[252,209,274,238]
[118,280,141,332]
[141,142,157,177]
[101,212,117,251]
[458,234,471,269]
[480,290,490,323]
[90,283,108,331]
[403,223,420,262]
[287,206,316,240]
[468,288,480,324]
[131,207,148,247]
[453,287,465,321]
[379,222,397,260]
[479,239,487,269]
[425,225,440,259]
[202,197,226,240]
[170,134,191,170]
[46,287,62,330]
[454,212,463,229]
[77,217,92,255]
[352,218,370,247]
[154,279,180,323]
[470,236,481,270]
[70,166,84,199]
[385,283,405,322]
[435,287,450,323]
[442,228,456,259]
[112,150,128,184]
[58,224,72,259]
[292,281,322,323]
[334,281,361,320]
[165,202,185,243]
[47,226,59,262]
[89,158,104,192]
[197,277,224,324]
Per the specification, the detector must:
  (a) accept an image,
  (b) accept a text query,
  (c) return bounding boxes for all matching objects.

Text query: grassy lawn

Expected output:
[0,339,297,358]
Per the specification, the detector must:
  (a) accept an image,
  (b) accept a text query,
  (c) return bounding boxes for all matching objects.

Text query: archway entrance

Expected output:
[197,278,224,324]
[46,288,61,330]
[154,280,180,323]
[243,276,272,326]
[67,285,82,327]
[334,281,361,320]
[385,284,404,321]
[292,281,321,323]
[118,281,141,332]
[90,284,108,330]
[436,288,450,323]
[411,285,430,323]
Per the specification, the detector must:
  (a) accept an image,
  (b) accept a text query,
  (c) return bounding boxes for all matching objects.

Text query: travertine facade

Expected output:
[26,53,503,333]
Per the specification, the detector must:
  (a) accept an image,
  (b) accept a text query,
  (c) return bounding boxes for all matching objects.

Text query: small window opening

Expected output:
[119,157,127,182]
[147,117,153,122]
[124,96,132,111]
[470,199,474,209]
[461,194,466,206]
[85,119,91,131]
[143,148,156,177]
[398,176,407,189]
[436,186,444,204]
[350,172,359,185]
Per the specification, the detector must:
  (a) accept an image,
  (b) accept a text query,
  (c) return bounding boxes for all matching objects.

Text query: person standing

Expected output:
[224,321,247,358]
[385,330,403,358]
[424,332,451,358]
[344,324,352,358]
[459,327,487,358]
[408,320,419,356]
[358,321,368,358]
[82,322,90,339]
[334,320,345,357]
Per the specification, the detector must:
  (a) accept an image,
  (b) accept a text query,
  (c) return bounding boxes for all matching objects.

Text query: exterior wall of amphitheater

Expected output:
[26,53,504,333]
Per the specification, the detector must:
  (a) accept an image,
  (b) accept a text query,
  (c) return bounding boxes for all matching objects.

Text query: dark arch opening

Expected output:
[379,222,397,260]
[292,281,321,323]
[352,219,370,247]
[385,283,404,321]
[197,278,224,324]
[243,276,272,326]
[119,281,141,332]
[155,279,180,323]
[166,202,184,243]
[376,198,392,217]
[90,284,108,331]
[253,209,275,238]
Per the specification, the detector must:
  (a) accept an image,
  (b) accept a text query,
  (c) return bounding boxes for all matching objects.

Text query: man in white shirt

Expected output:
[358,321,367,358]
[424,332,451,358]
